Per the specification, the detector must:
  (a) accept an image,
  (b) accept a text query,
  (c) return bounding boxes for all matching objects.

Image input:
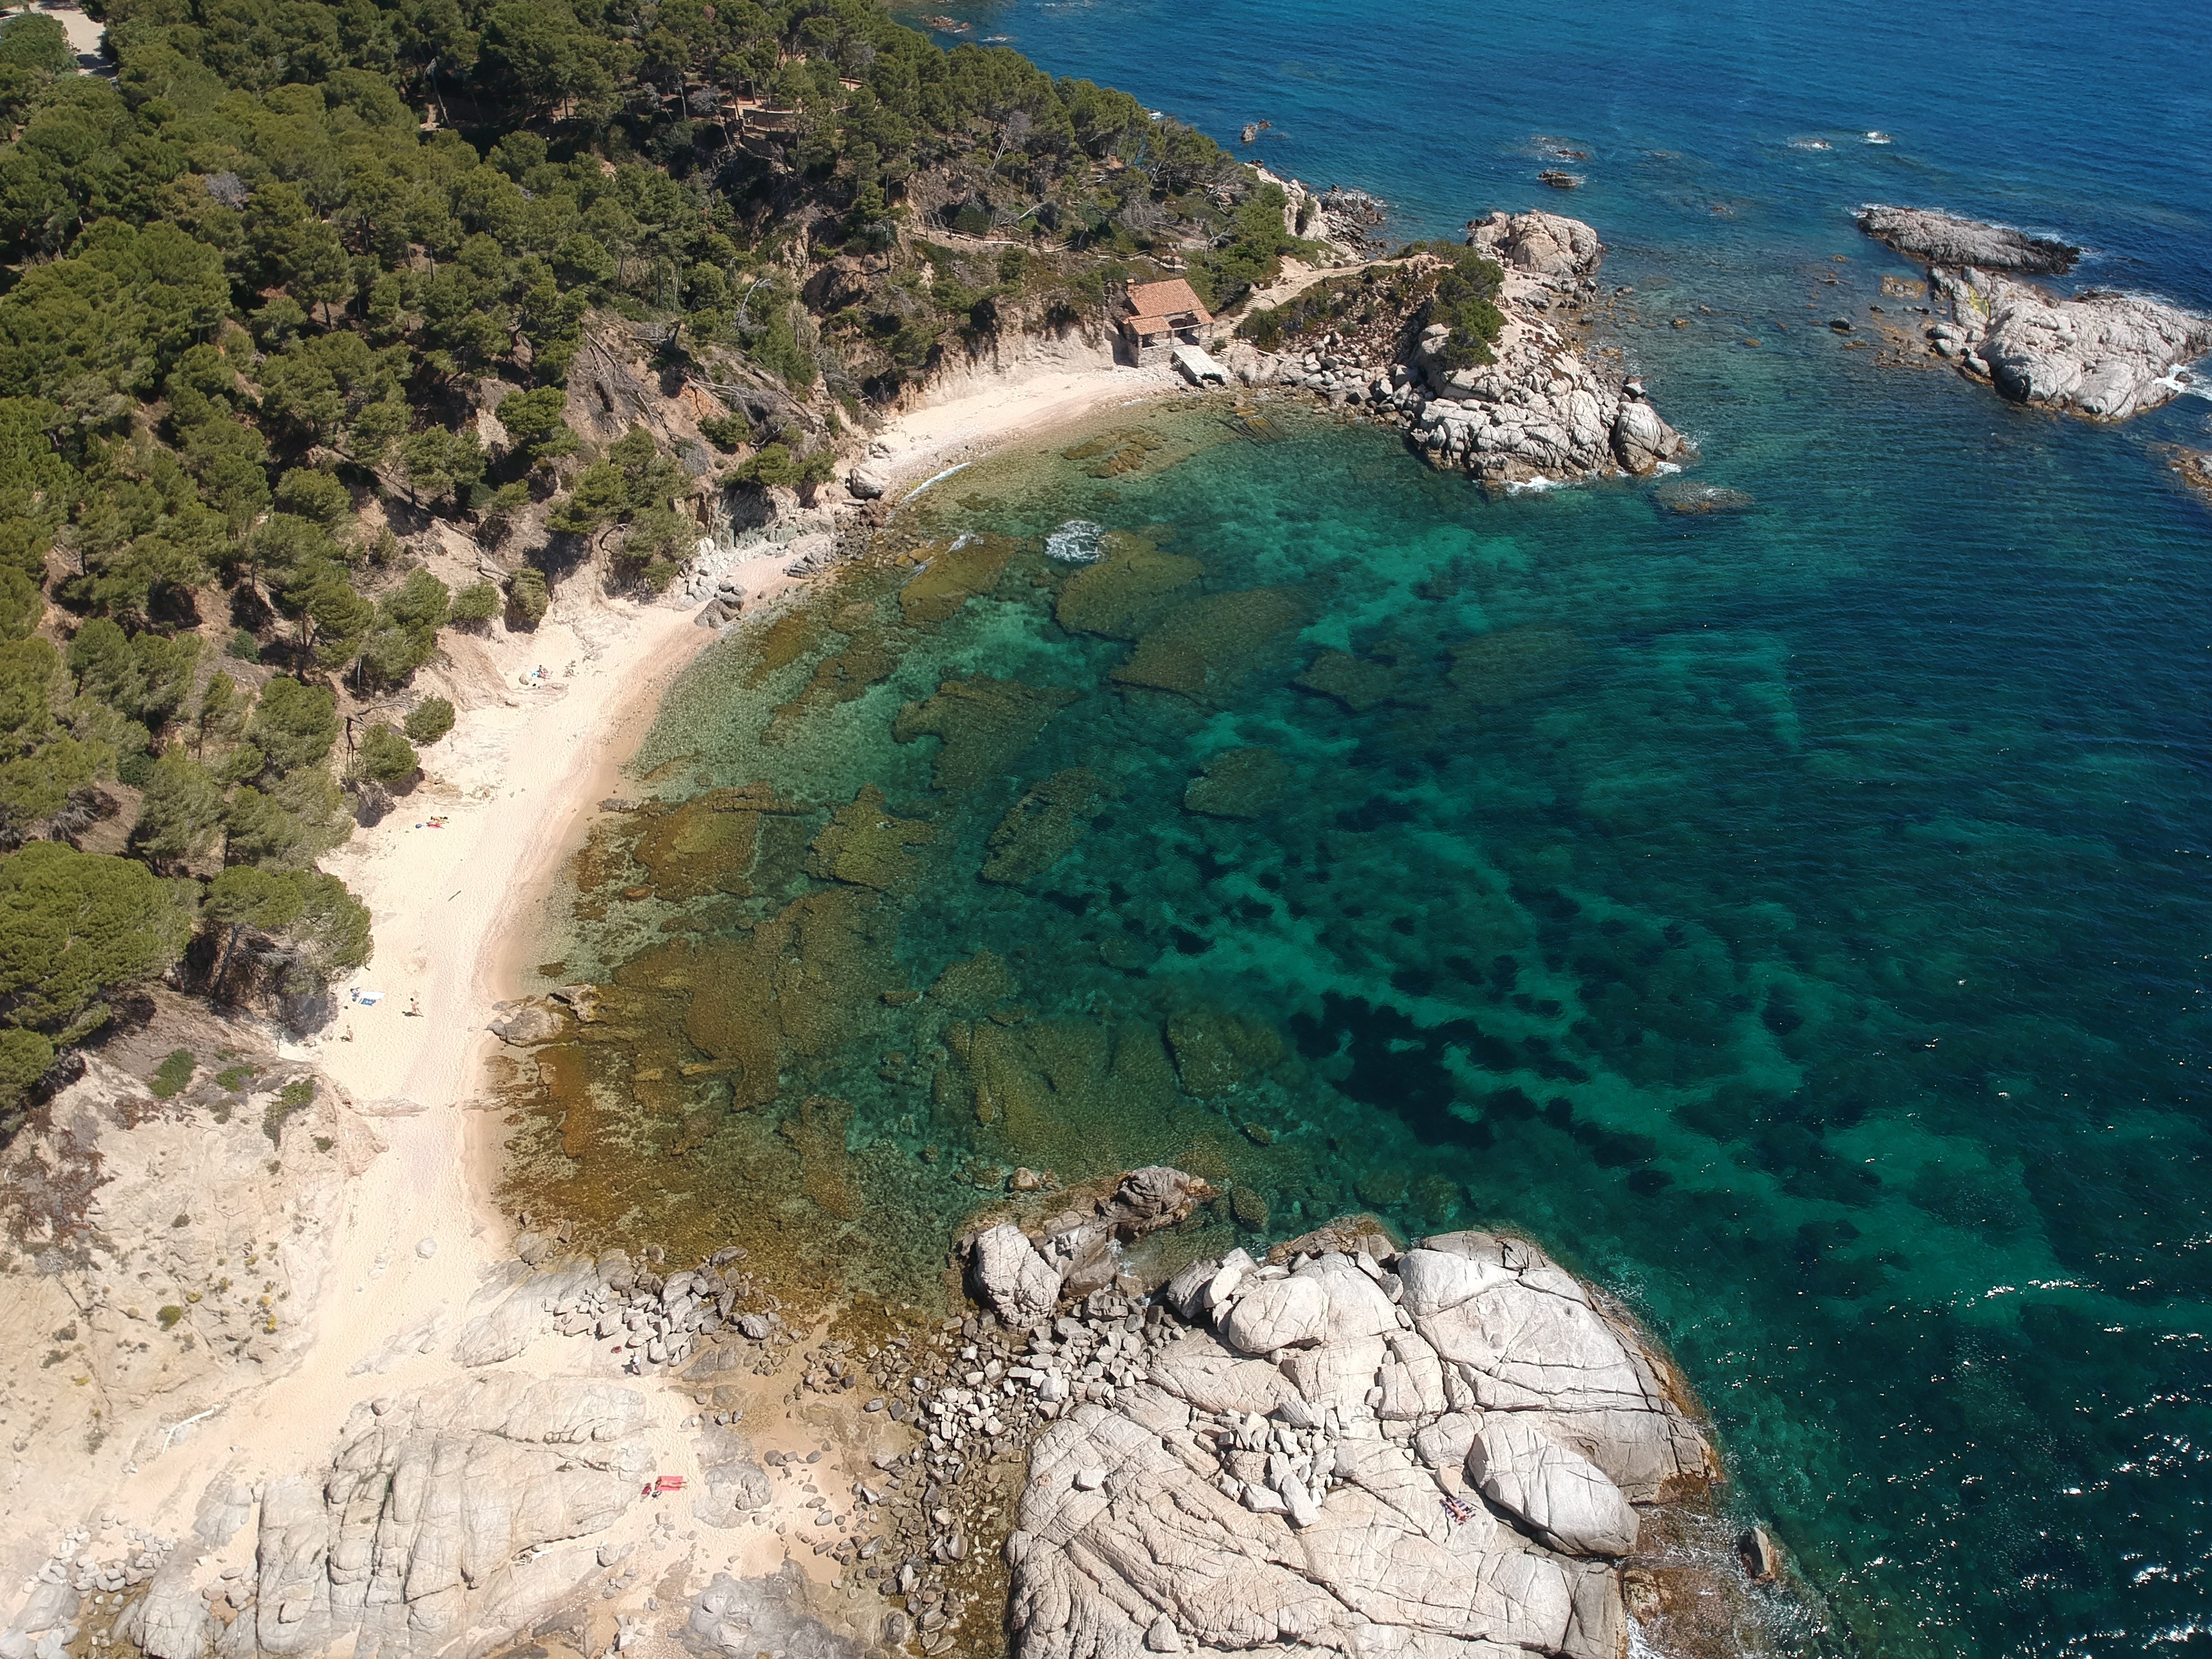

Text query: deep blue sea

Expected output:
[557,5,2212,1656]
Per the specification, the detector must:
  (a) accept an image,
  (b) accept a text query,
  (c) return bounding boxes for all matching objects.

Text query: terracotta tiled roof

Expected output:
[1122,278,1212,327]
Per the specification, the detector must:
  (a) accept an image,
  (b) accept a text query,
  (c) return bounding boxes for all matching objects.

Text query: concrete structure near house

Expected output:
[1118,278,1214,365]
[1171,343,1229,385]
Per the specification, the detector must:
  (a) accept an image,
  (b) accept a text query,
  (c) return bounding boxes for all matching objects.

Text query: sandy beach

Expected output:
[40,353,1191,1561]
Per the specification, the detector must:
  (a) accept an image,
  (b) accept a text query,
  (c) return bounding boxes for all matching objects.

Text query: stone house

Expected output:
[1118,278,1213,366]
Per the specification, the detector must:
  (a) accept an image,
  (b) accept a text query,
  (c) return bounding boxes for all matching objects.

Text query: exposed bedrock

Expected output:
[1856,204,2080,274]
[1233,208,1691,487]
[993,1194,1716,1659]
[1860,206,2212,420]
[111,1376,651,1659]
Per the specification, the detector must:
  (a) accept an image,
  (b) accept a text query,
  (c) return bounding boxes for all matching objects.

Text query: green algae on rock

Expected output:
[1054,535,1204,638]
[894,676,1080,791]
[981,768,1115,885]
[807,784,935,891]
[1112,587,1310,701]
[1182,746,1289,818]
[1296,646,1406,712]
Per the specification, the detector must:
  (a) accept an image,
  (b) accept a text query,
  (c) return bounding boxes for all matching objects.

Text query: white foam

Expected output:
[1864,130,1894,144]
[902,460,971,502]
[1045,520,1105,563]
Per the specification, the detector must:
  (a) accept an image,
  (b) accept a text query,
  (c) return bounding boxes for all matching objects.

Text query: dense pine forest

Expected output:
[0,0,1321,1123]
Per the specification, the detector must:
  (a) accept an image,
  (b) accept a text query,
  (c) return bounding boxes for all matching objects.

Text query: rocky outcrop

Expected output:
[687,1568,863,1659]
[1242,210,1691,486]
[1925,266,2211,420]
[962,1167,1213,1328]
[452,1244,769,1375]
[1860,207,2212,420]
[0,1053,378,1550]
[1467,209,1603,280]
[1003,1220,1714,1659]
[111,1376,650,1659]
[1856,205,2079,274]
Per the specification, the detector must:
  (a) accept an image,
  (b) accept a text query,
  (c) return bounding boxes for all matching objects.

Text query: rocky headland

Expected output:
[1857,205,2212,420]
[0,1144,1798,1659]
[1223,210,1691,487]
[968,1175,1718,1659]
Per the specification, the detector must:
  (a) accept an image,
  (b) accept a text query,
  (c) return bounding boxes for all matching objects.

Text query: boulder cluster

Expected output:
[453,1244,775,1375]
[1859,205,2212,420]
[969,1191,1714,1659]
[4,1526,176,1659]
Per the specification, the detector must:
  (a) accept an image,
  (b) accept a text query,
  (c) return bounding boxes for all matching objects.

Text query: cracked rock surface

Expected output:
[114,1375,650,1659]
[1003,1224,1713,1659]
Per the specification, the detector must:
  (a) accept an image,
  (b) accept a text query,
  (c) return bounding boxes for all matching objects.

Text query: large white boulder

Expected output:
[1467,1415,1639,1558]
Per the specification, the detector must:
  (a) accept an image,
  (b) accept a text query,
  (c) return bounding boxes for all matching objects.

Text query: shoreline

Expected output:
[0,352,1205,1575]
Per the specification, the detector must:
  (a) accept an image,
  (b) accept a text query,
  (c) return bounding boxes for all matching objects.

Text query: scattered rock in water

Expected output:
[2167,447,2212,504]
[1856,204,2080,274]
[1537,168,1583,190]
[1655,479,1755,515]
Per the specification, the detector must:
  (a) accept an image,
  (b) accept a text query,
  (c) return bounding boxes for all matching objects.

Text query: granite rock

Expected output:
[1003,1195,1713,1659]
[1467,210,1605,280]
[1467,1415,1639,1559]
[1934,265,2212,420]
[1856,205,2079,274]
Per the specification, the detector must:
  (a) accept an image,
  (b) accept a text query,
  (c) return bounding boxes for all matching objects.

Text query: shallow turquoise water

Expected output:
[599,1,2212,1650]
[623,385,2211,1656]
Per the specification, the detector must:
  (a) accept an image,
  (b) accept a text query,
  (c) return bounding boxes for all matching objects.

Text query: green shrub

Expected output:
[355,724,418,785]
[736,443,798,488]
[227,629,261,663]
[215,1063,255,1092]
[0,1027,54,1109]
[449,583,499,625]
[507,568,550,629]
[1421,245,1507,371]
[151,1048,195,1099]
[402,697,454,746]
[698,413,753,452]
[157,1305,184,1330]
[264,1076,313,1144]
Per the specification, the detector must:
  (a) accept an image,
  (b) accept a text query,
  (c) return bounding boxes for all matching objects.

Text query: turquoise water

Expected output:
[594,5,2212,1653]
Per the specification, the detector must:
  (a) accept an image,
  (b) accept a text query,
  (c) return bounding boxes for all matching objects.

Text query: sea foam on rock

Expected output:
[997,1187,1716,1659]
